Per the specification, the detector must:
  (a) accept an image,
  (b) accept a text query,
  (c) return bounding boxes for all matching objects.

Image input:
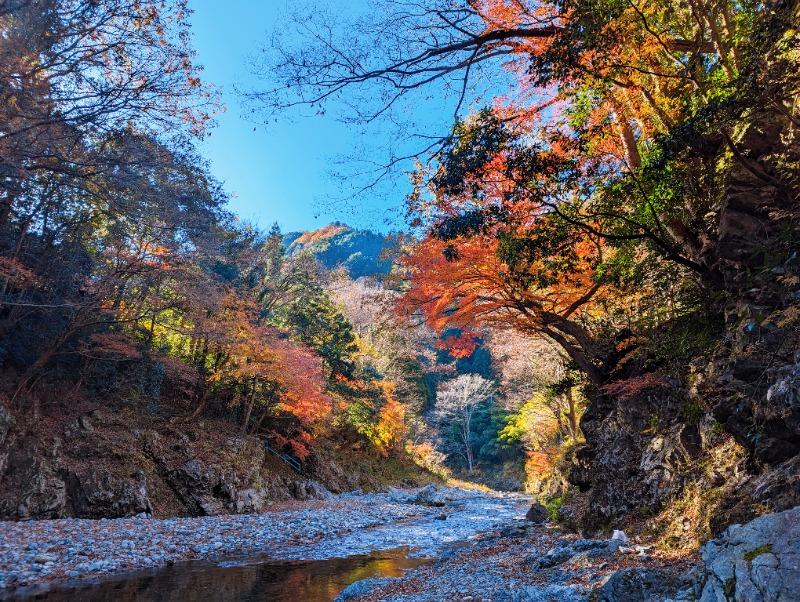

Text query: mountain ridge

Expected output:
[284,222,393,279]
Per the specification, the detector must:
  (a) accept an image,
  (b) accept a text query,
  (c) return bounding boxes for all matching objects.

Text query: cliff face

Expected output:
[567,8,800,538]
[0,401,425,520]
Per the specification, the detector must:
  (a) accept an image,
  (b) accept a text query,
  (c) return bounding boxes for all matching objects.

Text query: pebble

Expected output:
[0,487,527,591]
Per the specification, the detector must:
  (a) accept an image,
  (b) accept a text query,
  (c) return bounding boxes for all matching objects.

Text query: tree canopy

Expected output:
[260,0,799,386]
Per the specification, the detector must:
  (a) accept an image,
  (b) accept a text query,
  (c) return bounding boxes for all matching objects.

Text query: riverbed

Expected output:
[0,486,532,600]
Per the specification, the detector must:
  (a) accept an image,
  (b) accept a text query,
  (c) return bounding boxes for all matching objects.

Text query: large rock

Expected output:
[595,568,683,601]
[388,483,445,506]
[526,538,622,570]
[334,577,397,601]
[66,469,152,518]
[570,377,703,531]
[699,506,800,602]
[168,458,248,515]
[305,480,334,500]
[526,503,548,523]
[415,483,444,505]
[0,448,66,519]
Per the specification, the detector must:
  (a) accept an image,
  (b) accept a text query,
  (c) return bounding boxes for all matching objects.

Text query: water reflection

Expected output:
[8,548,428,602]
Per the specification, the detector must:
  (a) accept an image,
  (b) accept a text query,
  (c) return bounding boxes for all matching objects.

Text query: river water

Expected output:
[8,548,427,602]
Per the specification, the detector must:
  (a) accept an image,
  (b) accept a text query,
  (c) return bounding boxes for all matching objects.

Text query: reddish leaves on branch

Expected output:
[399,229,605,383]
[600,374,672,400]
[435,333,480,360]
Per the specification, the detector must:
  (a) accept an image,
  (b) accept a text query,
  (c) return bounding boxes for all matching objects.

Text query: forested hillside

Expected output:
[0,0,430,519]
[0,0,798,563]
[263,0,800,543]
[284,223,392,279]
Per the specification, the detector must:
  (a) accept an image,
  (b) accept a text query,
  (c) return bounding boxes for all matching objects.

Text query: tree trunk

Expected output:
[608,94,642,169]
[241,378,259,434]
[543,327,603,386]
[565,388,578,443]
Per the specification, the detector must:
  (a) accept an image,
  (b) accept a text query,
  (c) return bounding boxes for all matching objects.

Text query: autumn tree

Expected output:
[0,0,222,397]
[261,0,799,390]
[253,0,779,197]
[434,373,495,471]
[0,1,340,457]
[0,0,219,230]
[331,277,435,412]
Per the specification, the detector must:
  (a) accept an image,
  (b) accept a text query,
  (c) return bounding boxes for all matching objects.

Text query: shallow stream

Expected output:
[8,547,427,602]
[3,489,529,601]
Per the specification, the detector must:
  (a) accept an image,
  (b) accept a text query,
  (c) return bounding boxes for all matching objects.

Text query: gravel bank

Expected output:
[0,495,419,590]
[342,525,701,602]
[0,486,526,593]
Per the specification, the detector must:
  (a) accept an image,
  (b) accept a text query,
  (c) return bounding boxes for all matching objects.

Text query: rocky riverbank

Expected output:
[336,505,800,602]
[336,525,701,602]
[0,485,526,594]
[3,486,797,601]
[0,404,437,522]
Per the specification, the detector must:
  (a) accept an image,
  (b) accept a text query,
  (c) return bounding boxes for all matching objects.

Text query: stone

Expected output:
[502,584,586,602]
[699,505,800,602]
[305,480,334,501]
[528,537,624,571]
[415,483,443,505]
[334,577,397,601]
[234,488,265,513]
[596,568,682,602]
[525,503,548,523]
[33,554,57,564]
[65,469,152,518]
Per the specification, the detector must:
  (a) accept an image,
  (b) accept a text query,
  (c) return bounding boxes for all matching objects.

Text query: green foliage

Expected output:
[680,398,705,422]
[646,313,723,373]
[275,290,358,378]
[544,495,565,521]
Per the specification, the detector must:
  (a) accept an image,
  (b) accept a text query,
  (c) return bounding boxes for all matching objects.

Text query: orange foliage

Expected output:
[191,288,333,427]
[0,257,35,286]
[468,0,741,167]
[399,229,605,382]
[435,333,480,359]
[290,223,349,248]
[374,381,407,456]
[526,450,555,477]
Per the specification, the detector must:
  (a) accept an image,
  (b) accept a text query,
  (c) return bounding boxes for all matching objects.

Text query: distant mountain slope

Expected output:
[285,223,392,279]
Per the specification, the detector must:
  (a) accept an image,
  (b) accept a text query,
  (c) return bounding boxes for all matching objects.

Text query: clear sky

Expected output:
[190,0,451,235]
[188,1,350,234]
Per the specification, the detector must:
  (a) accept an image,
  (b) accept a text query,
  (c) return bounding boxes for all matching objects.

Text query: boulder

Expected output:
[415,483,443,505]
[388,483,445,506]
[334,577,397,601]
[234,488,265,513]
[570,380,701,532]
[66,469,152,518]
[526,503,549,523]
[595,568,683,601]
[495,584,586,602]
[0,448,66,519]
[699,505,800,602]
[305,480,334,500]
[527,538,621,570]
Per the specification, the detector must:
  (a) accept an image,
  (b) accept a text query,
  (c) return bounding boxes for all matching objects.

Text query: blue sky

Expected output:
[189,1,353,234]
[190,0,455,235]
